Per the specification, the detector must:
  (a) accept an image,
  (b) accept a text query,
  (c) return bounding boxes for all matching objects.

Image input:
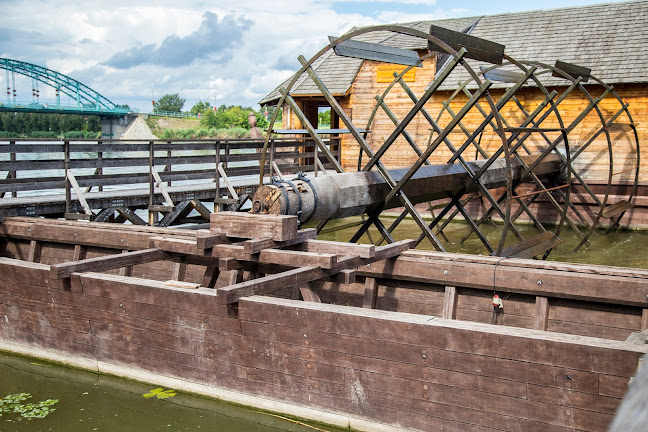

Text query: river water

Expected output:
[0,351,345,432]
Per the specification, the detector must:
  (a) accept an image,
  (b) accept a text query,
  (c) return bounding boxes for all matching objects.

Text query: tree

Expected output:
[154,93,186,113]
[318,109,331,128]
[190,101,212,115]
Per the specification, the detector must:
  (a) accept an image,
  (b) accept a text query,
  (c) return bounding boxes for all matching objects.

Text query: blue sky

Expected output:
[0,0,625,112]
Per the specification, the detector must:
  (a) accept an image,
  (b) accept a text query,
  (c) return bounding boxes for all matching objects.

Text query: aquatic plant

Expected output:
[0,393,59,419]
[143,388,177,399]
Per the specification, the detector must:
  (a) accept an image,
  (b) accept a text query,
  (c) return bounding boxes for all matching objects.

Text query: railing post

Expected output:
[166,140,172,187]
[148,140,157,226]
[8,139,16,198]
[314,139,319,177]
[215,140,221,212]
[270,139,276,178]
[97,142,103,192]
[64,139,71,215]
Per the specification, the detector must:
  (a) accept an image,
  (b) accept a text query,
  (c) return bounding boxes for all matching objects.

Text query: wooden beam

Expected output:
[212,244,254,261]
[534,296,550,331]
[201,263,220,288]
[301,239,375,258]
[300,283,322,303]
[330,36,421,67]
[50,248,170,279]
[362,277,379,309]
[27,240,42,263]
[442,286,458,319]
[72,244,87,261]
[363,253,648,307]
[149,236,206,255]
[241,228,317,253]
[210,212,298,241]
[171,260,187,281]
[429,24,505,64]
[333,269,356,285]
[258,249,337,269]
[118,249,133,277]
[227,269,244,286]
[195,229,229,249]
[217,266,326,304]
[373,239,416,261]
[642,309,648,332]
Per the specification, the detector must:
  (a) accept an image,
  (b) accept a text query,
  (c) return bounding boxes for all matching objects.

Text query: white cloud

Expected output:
[1,0,554,112]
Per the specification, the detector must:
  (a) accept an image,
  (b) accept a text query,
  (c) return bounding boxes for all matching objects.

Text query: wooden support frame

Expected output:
[534,296,550,331]
[362,277,379,309]
[442,286,458,319]
[50,248,170,279]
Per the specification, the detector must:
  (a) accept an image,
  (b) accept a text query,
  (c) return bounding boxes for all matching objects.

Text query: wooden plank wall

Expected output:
[3,233,644,342]
[339,56,438,170]
[314,278,643,341]
[0,262,644,432]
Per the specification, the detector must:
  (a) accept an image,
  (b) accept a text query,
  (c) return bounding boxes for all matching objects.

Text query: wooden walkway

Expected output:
[0,137,340,225]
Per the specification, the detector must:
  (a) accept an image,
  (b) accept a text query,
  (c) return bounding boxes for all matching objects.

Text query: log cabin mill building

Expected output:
[260,0,648,227]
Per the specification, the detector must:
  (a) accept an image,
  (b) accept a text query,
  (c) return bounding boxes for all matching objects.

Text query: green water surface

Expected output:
[0,352,346,432]
[319,217,648,269]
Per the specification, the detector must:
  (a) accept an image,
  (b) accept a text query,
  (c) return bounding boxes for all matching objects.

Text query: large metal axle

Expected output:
[251,154,562,223]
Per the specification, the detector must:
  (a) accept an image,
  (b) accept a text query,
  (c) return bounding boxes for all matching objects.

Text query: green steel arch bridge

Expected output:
[1,58,134,117]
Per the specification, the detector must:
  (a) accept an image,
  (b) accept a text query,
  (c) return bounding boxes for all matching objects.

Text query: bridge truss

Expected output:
[0,58,130,116]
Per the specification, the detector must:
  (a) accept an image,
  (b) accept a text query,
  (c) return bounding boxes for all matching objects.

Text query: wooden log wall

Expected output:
[339,56,438,170]
[0,258,644,432]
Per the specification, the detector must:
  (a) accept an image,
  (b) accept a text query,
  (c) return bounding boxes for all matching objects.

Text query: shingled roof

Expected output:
[260,0,648,105]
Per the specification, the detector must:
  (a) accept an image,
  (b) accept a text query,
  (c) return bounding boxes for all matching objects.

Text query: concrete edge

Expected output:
[0,339,408,432]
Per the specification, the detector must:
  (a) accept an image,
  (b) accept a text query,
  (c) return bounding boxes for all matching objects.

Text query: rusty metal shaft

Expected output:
[251,154,562,223]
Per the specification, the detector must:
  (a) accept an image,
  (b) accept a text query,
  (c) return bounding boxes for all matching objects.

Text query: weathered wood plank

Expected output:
[535,296,550,331]
[195,229,229,249]
[217,266,325,304]
[258,249,337,269]
[362,277,379,309]
[442,286,458,319]
[27,240,42,263]
[362,255,648,307]
[149,236,206,255]
[300,284,322,303]
[210,213,298,241]
[301,239,375,258]
[50,248,170,279]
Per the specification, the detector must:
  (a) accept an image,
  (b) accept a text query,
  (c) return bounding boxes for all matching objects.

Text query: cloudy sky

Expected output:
[0,0,621,112]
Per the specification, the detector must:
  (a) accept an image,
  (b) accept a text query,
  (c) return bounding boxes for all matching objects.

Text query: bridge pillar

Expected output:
[101,114,138,139]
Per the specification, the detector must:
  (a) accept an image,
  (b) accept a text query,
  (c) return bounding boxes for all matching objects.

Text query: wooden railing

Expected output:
[0,137,341,199]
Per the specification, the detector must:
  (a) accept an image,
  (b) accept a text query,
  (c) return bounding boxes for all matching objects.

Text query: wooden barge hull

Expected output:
[0,217,647,431]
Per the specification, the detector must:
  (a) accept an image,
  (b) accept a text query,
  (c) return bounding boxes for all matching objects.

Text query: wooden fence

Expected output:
[0,137,340,222]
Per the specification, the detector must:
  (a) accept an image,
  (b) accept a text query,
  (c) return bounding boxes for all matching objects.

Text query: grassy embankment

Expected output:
[146,116,276,139]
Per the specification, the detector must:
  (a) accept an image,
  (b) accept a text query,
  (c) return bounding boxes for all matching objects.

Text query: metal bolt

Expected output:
[566,374,571,381]
[366,263,371,268]
[304,334,307,338]
[119,303,123,307]
[443,270,449,275]
[537,280,542,285]
[422,354,427,359]
[645,294,648,301]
